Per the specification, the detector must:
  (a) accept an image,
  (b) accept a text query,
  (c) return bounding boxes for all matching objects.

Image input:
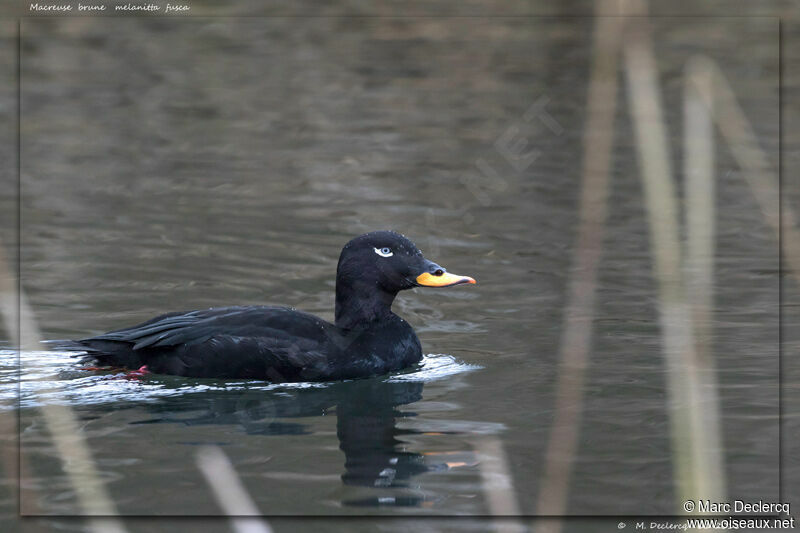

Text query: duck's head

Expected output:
[335,231,476,327]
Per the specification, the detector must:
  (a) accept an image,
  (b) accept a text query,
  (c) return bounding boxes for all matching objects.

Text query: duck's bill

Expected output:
[415,272,477,287]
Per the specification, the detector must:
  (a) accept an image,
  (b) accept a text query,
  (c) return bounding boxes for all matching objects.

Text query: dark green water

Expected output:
[0,13,781,529]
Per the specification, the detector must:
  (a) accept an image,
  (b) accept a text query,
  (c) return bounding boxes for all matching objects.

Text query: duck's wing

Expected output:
[79,306,341,380]
[85,306,330,348]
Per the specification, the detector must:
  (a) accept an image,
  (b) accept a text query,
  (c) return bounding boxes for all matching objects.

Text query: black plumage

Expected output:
[72,231,476,381]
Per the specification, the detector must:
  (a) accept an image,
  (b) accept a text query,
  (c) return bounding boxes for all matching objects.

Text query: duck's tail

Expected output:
[47,338,146,369]
[43,339,90,353]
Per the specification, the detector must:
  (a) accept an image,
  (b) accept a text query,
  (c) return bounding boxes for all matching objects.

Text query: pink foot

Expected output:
[122,365,150,379]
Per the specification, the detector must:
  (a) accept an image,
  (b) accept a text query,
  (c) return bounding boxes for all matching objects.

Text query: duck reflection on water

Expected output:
[128,376,476,507]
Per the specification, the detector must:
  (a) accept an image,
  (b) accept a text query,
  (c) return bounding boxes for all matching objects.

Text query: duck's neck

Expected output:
[335,280,397,330]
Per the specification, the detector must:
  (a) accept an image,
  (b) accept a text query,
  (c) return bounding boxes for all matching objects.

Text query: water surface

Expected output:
[0,14,780,521]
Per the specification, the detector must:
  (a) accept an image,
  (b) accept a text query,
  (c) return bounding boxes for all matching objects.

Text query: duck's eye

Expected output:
[374,247,393,258]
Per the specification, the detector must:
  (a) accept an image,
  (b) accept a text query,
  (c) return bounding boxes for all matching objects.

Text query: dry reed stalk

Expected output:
[472,436,524,532]
[535,2,624,528]
[691,57,798,284]
[684,56,727,503]
[196,446,273,533]
[0,245,127,531]
[623,13,727,512]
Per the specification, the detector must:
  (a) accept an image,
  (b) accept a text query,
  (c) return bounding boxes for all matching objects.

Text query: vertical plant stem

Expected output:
[473,436,522,532]
[196,446,273,533]
[535,2,623,526]
[0,246,126,531]
[684,56,727,503]
[623,15,722,511]
[694,59,799,285]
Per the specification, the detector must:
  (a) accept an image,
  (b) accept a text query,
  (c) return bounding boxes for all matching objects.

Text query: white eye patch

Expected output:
[374,247,393,258]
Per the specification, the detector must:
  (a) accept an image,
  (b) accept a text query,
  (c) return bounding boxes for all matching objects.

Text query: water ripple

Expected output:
[0,350,479,409]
